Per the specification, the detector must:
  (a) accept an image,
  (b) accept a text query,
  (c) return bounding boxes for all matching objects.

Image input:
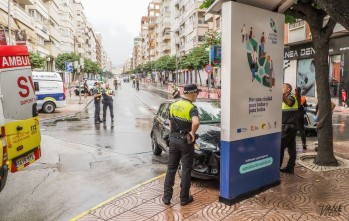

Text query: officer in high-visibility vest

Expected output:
[93,82,103,124]
[102,83,115,122]
[163,84,201,206]
[280,83,298,174]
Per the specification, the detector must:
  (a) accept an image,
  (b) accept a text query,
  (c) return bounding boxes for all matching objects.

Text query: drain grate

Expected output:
[297,153,349,172]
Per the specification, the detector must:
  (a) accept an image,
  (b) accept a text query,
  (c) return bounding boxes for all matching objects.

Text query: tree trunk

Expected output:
[312,41,338,166]
[197,69,202,86]
[314,0,349,31]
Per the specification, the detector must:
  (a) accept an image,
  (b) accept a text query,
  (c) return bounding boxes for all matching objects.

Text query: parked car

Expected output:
[151,100,221,179]
[151,100,316,180]
[32,72,66,113]
[74,80,102,96]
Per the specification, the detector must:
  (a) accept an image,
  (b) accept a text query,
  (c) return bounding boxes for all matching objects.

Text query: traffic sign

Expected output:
[65,62,73,73]
[204,64,213,74]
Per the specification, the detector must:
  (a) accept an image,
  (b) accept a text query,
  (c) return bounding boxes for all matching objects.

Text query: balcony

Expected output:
[163,33,170,41]
[44,42,61,58]
[205,13,214,23]
[48,24,61,41]
[162,43,171,52]
[12,3,35,29]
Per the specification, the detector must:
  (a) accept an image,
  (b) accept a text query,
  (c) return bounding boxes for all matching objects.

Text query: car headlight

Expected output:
[195,140,217,150]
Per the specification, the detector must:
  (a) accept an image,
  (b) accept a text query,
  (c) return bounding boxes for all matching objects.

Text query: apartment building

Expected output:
[42,0,62,71]
[0,0,37,51]
[59,0,74,53]
[140,16,149,65]
[158,0,171,58]
[284,19,349,100]
[177,0,209,56]
[146,0,160,62]
[95,32,103,68]
[72,0,87,57]
[132,37,142,69]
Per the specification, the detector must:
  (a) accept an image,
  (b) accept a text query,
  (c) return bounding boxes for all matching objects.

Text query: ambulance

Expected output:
[0,46,41,192]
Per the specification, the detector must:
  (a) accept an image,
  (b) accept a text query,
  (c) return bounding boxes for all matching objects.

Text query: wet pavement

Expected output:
[0,83,168,221]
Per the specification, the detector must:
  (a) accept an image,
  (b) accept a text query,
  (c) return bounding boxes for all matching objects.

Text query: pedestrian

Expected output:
[93,82,103,124]
[136,78,140,91]
[295,87,307,149]
[102,83,115,123]
[113,79,118,90]
[83,81,89,101]
[280,83,299,174]
[163,84,201,206]
[342,89,348,107]
[172,84,180,99]
[132,78,135,88]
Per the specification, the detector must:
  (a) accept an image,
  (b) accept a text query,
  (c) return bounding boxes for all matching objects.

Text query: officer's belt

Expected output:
[170,131,187,139]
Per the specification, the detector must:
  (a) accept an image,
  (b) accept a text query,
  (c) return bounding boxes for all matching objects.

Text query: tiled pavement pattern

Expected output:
[77,166,349,221]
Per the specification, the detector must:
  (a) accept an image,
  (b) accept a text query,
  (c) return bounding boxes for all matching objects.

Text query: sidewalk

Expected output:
[39,93,93,121]
[73,141,349,221]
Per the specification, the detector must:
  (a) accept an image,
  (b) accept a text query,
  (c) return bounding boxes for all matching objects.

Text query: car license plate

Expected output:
[15,151,35,168]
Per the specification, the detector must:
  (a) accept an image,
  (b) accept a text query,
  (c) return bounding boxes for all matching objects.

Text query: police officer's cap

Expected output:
[183,84,201,94]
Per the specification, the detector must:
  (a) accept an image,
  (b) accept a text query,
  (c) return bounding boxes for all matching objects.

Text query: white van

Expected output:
[32,72,66,113]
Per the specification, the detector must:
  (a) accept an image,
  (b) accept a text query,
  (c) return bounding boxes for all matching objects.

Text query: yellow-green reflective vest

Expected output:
[282,94,298,111]
[170,100,194,122]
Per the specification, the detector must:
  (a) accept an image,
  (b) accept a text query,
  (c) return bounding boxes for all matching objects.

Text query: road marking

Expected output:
[69,173,166,221]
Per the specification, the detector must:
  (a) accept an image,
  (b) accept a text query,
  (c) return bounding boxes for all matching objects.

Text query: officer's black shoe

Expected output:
[102,119,106,122]
[98,120,103,123]
[94,121,100,124]
[111,119,114,123]
[280,167,294,174]
[180,195,193,206]
[162,197,170,205]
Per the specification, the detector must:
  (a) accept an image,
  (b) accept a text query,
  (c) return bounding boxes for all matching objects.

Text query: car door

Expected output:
[153,103,166,144]
[159,103,171,151]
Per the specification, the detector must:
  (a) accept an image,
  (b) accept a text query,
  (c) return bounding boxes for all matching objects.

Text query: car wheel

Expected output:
[43,102,56,113]
[151,133,162,155]
[0,165,8,192]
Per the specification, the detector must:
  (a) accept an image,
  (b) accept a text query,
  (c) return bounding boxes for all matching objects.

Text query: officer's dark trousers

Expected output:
[103,100,114,120]
[94,102,101,122]
[280,125,298,169]
[164,137,194,202]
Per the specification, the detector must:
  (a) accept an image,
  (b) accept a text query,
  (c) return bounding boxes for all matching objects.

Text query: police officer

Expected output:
[163,84,200,206]
[93,82,103,124]
[280,83,298,174]
[102,83,115,122]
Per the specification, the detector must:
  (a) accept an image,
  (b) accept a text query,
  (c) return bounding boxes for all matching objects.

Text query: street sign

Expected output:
[65,62,73,73]
[210,46,222,64]
[204,64,213,74]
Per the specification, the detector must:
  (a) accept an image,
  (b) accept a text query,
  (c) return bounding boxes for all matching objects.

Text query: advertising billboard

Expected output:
[220,1,284,204]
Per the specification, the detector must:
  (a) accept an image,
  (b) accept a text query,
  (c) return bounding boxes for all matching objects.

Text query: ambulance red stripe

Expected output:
[0,46,31,69]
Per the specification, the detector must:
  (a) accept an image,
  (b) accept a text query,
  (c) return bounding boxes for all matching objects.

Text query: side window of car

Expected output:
[157,104,166,117]
[161,104,170,120]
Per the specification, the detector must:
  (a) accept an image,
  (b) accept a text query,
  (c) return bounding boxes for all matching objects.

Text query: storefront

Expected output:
[284,35,349,104]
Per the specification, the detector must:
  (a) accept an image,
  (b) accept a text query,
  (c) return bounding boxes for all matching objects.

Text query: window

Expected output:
[36,34,45,46]
[34,82,39,92]
[29,9,35,18]
[216,17,221,29]
[289,20,305,29]
[198,36,205,42]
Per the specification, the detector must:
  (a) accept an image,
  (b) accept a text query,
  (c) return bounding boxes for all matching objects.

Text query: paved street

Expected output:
[0,83,168,221]
[0,82,349,221]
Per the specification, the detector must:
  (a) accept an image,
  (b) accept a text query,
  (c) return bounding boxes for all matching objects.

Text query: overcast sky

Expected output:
[82,0,150,68]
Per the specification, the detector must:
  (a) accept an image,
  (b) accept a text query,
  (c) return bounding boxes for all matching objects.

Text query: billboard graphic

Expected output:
[297,58,315,97]
[15,29,27,45]
[0,29,7,45]
[220,1,284,204]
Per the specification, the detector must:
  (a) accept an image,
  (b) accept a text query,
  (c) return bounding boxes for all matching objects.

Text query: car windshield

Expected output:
[194,101,221,123]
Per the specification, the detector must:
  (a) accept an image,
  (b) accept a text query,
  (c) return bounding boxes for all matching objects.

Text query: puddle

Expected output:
[59,153,92,172]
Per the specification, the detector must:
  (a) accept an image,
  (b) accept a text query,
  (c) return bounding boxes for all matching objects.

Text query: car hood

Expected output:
[196,123,221,149]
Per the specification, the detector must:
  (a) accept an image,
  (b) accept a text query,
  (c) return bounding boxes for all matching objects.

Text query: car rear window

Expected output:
[195,101,221,123]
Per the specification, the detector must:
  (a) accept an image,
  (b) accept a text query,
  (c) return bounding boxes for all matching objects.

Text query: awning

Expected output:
[208,0,296,14]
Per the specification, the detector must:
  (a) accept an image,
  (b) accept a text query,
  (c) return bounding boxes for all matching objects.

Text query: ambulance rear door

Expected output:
[0,46,41,172]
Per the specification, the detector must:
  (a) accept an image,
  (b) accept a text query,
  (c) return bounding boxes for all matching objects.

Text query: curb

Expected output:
[40,98,94,122]
[69,173,166,221]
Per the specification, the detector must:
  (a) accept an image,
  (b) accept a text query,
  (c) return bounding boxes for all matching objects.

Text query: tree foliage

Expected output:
[199,0,214,9]
[55,52,80,71]
[204,31,221,47]
[154,56,176,72]
[313,0,349,31]
[29,51,45,70]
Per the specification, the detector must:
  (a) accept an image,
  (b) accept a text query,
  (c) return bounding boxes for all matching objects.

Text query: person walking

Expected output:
[136,78,140,91]
[342,89,347,107]
[295,87,307,149]
[83,81,89,101]
[172,84,180,99]
[163,84,201,206]
[280,83,298,174]
[102,83,115,123]
[93,82,103,124]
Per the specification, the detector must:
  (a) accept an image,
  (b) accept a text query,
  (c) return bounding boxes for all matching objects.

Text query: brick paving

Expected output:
[74,153,349,221]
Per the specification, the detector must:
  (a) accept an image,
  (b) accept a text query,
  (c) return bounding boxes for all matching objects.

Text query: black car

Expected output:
[151,100,221,179]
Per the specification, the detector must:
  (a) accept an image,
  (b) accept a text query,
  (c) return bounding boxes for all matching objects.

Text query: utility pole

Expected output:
[8,0,12,45]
